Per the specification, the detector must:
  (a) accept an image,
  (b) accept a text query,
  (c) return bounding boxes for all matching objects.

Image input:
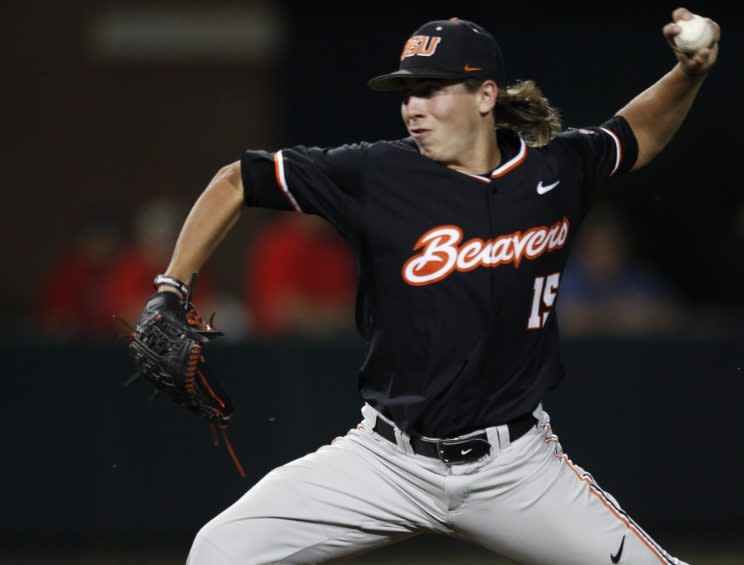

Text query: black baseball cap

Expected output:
[367,17,506,92]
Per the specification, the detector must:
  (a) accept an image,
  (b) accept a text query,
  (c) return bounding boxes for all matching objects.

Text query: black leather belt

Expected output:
[373,412,537,463]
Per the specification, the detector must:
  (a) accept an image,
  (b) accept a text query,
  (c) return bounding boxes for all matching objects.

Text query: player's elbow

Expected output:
[619,112,670,171]
[198,161,245,211]
[630,135,664,171]
[213,161,243,191]
[206,161,245,207]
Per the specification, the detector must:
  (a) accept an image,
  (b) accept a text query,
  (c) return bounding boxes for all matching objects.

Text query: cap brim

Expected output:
[367,69,466,92]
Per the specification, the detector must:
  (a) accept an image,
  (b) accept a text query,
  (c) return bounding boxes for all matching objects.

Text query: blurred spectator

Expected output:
[37,205,124,336]
[245,214,357,339]
[102,196,216,326]
[558,206,680,335]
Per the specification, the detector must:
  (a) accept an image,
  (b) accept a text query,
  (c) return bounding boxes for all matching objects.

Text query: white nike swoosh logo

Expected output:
[537,180,560,194]
[461,448,472,455]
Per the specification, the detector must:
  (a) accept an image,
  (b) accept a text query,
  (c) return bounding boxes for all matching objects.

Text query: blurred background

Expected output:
[5,1,743,563]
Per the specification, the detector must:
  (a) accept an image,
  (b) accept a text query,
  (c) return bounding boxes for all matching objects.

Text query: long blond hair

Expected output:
[465,78,563,147]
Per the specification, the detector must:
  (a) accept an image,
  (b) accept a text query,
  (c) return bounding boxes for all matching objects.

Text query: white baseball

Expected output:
[673,14,713,54]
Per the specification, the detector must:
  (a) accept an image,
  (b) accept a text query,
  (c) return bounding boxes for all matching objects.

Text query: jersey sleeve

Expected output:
[240,142,371,237]
[553,114,639,201]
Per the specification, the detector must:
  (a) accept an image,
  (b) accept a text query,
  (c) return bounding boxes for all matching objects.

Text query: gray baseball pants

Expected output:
[187,403,687,564]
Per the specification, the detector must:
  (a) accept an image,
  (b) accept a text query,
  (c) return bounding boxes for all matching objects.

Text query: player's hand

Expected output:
[663,7,720,77]
[122,290,246,477]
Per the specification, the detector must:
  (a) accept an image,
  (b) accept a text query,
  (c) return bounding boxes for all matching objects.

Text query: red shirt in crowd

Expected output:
[102,246,215,327]
[246,215,357,337]
[37,252,114,334]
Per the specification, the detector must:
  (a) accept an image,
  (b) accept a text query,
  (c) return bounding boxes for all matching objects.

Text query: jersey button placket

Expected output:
[487,182,499,315]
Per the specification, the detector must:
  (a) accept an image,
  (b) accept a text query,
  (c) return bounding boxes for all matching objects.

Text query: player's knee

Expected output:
[187,519,234,565]
[189,516,279,565]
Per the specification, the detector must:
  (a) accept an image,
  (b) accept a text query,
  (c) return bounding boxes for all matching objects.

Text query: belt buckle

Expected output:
[435,440,449,463]
[439,435,489,463]
[437,437,471,463]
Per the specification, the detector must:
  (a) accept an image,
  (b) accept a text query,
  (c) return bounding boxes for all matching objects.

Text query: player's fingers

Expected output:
[707,18,721,43]
[672,7,693,22]
[663,22,681,40]
[695,43,718,67]
[683,42,718,74]
[692,47,712,65]
[662,23,688,56]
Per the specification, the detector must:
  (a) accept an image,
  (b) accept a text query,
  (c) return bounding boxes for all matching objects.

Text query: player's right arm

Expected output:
[159,141,370,296]
[158,161,243,296]
[616,8,720,171]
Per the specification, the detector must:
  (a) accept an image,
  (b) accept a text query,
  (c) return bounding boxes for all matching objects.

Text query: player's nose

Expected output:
[402,94,426,118]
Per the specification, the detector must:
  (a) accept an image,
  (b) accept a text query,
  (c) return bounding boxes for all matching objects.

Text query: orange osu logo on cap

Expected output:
[400,35,442,60]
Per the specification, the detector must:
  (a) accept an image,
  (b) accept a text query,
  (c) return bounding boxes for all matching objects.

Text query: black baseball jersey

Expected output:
[241,115,638,437]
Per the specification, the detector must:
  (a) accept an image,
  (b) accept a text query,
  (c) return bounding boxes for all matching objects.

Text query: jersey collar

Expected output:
[463,129,527,183]
[490,132,527,179]
[401,128,527,184]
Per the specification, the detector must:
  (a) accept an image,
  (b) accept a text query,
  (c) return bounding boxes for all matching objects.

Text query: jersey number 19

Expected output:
[528,273,560,329]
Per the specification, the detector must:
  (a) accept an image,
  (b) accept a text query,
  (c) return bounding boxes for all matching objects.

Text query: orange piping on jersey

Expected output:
[599,127,622,175]
[273,150,303,213]
[563,456,668,564]
[462,171,492,183]
[491,136,527,178]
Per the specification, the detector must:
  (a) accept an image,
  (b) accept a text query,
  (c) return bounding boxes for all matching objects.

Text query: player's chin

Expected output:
[415,142,441,160]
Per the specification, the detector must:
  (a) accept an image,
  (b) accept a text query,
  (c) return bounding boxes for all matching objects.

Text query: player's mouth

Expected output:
[410,128,431,139]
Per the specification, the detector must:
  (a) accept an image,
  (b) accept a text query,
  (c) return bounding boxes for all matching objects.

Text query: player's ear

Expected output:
[477,80,498,115]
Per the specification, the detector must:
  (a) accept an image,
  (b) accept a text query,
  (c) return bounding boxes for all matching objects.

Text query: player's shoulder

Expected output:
[383,137,419,151]
[538,124,615,158]
[549,126,604,146]
[306,137,417,155]
[281,136,420,166]
[559,126,601,138]
[528,126,604,169]
[537,115,637,174]
[350,137,419,154]
[549,115,631,146]
[334,137,422,160]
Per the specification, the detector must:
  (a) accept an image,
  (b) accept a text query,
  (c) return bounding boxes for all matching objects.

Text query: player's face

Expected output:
[400,79,483,164]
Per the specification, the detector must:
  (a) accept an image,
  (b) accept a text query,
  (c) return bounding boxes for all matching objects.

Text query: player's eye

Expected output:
[402,84,439,103]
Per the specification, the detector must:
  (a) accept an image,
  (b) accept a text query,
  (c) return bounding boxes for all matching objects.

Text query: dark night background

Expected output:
[4,1,743,563]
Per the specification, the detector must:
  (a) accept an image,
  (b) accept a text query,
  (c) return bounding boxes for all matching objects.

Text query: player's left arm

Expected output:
[616,7,720,171]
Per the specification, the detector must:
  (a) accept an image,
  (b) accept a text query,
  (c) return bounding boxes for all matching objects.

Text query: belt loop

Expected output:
[368,403,414,455]
[533,402,548,429]
[361,402,376,431]
[498,424,510,450]
[396,425,414,455]
[485,425,502,456]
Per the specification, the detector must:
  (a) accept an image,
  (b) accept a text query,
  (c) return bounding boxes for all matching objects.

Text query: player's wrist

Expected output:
[157,285,186,299]
[153,273,190,300]
[674,60,708,81]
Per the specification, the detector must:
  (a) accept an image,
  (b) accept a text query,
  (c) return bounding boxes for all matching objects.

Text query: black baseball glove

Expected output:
[121,289,245,476]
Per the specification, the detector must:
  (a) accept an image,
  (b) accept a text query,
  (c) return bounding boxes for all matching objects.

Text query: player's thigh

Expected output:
[187,433,431,565]
[452,426,686,565]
